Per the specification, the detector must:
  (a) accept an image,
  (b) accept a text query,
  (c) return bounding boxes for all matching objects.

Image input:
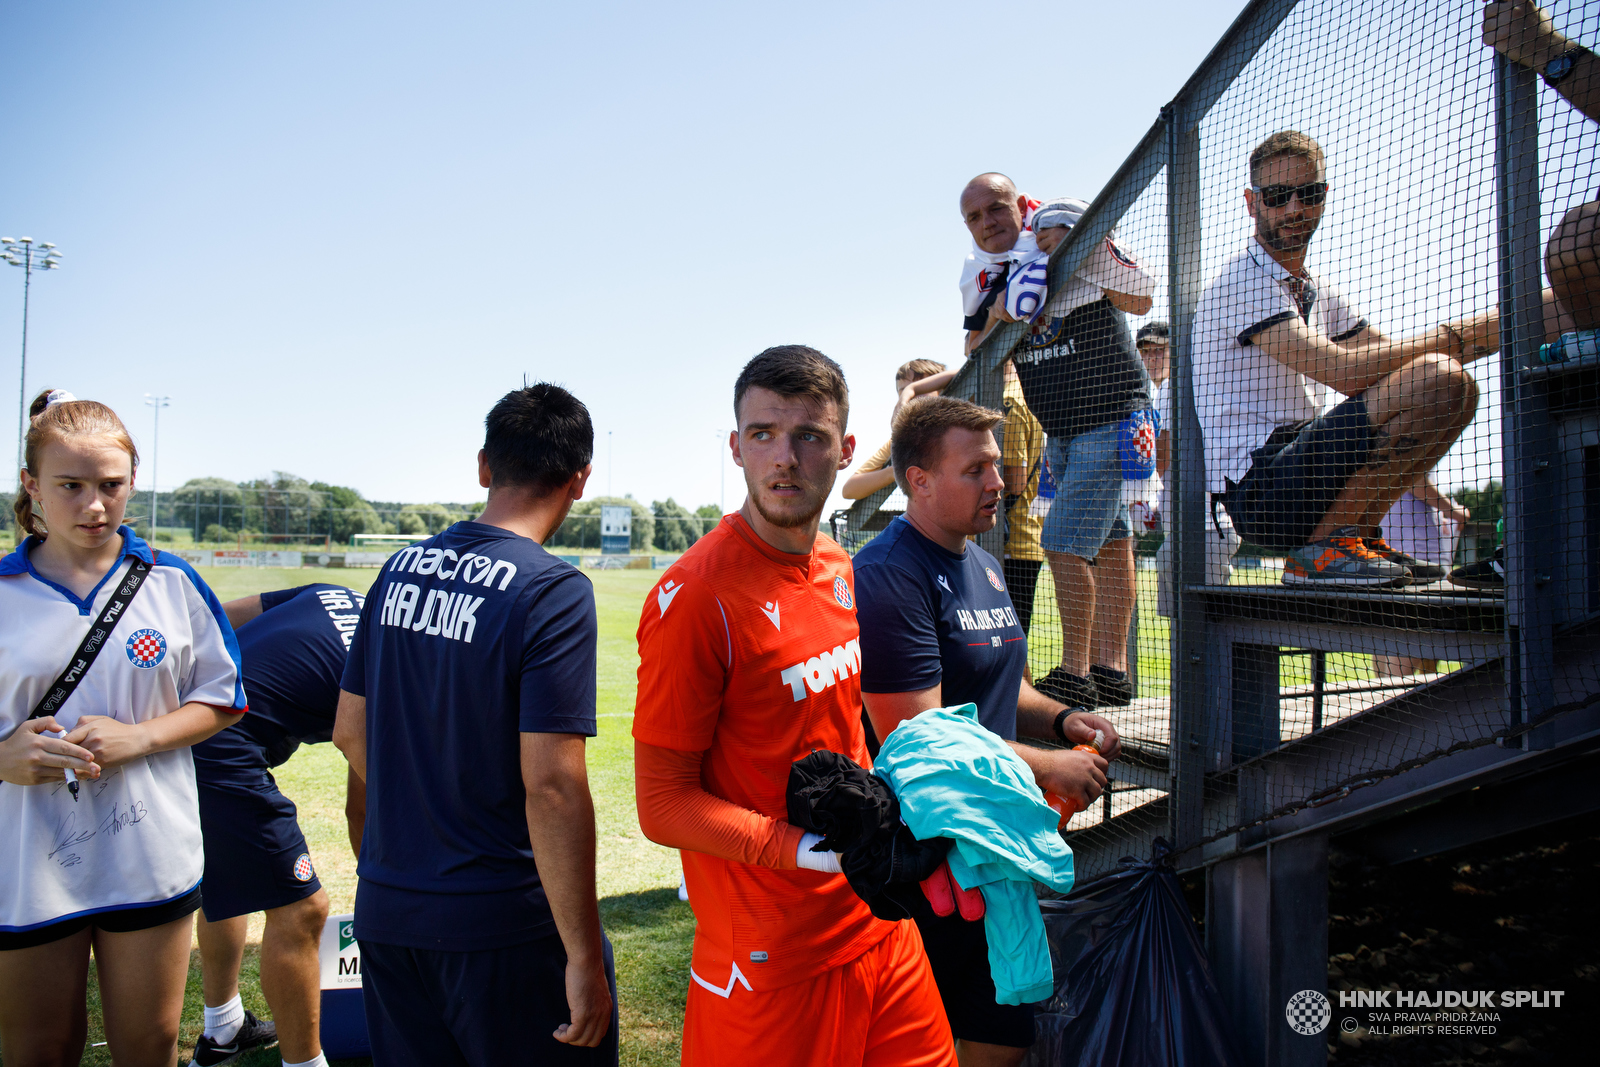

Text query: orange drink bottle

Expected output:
[1044,729,1105,829]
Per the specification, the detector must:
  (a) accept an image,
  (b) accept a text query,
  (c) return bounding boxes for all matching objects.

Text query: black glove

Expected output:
[787,750,952,922]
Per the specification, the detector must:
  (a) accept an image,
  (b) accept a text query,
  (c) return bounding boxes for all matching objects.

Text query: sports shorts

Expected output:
[194,725,322,922]
[1041,423,1133,559]
[682,919,956,1067]
[0,885,203,951]
[360,931,619,1066]
[914,910,1036,1048]
[1221,397,1375,553]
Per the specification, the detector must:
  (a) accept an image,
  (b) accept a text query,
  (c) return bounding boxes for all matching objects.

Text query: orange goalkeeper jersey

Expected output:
[634,513,892,992]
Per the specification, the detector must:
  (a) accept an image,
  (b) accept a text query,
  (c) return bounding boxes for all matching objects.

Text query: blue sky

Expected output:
[0,0,1249,509]
[7,0,1588,514]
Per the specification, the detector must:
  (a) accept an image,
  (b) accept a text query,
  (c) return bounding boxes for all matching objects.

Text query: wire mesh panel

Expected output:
[840,0,1600,886]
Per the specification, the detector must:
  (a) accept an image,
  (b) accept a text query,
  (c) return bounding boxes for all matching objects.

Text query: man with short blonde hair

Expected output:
[855,394,1121,1067]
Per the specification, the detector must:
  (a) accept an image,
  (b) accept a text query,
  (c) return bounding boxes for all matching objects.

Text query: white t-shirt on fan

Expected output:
[1192,240,1368,494]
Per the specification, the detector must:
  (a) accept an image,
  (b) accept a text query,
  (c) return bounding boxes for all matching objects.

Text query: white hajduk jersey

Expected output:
[1192,240,1367,494]
[0,528,245,934]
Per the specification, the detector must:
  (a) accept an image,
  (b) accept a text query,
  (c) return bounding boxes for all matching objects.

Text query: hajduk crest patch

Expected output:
[125,628,167,669]
[833,576,853,610]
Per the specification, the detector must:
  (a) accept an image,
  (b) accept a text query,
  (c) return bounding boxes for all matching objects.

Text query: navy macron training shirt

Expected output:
[341,521,598,951]
[233,584,364,751]
[854,515,1027,740]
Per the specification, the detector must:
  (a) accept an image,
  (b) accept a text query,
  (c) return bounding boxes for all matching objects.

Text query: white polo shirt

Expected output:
[1193,240,1368,493]
[0,528,245,933]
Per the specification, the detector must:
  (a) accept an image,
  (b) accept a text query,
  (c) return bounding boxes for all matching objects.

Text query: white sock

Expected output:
[202,994,244,1045]
[284,1055,329,1067]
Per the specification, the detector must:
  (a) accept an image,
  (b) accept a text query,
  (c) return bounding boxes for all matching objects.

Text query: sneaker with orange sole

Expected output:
[1282,526,1411,587]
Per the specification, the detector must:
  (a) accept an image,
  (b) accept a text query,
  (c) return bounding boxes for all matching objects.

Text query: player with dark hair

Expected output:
[334,382,616,1065]
[633,346,957,1067]
[188,583,369,1067]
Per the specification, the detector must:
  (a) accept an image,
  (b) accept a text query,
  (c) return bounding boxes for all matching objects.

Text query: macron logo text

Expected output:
[778,639,862,702]
[388,545,518,591]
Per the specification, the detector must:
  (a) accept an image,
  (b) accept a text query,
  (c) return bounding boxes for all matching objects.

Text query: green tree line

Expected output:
[124,472,484,544]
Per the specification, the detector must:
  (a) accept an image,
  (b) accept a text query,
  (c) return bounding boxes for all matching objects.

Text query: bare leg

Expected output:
[1311,355,1479,542]
[1089,538,1135,673]
[1045,550,1095,678]
[260,890,330,1064]
[1547,200,1600,330]
[957,1038,1028,1067]
[94,913,195,1067]
[0,927,92,1066]
[196,911,249,1008]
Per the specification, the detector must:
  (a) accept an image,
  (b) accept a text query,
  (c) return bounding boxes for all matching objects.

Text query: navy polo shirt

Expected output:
[341,521,598,951]
[854,516,1027,740]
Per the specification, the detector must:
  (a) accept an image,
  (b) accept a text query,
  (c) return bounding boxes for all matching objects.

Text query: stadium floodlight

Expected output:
[144,394,171,537]
[4,236,63,487]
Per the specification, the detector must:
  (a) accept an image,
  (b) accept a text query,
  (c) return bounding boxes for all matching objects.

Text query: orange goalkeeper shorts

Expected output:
[682,919,956,1067]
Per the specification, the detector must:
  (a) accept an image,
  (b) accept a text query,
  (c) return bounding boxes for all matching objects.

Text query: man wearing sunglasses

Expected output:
[1192,130,1498,587]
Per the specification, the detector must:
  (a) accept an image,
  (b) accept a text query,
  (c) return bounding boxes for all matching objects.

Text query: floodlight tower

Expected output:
[145,394,170,535]
[3,237,63,480]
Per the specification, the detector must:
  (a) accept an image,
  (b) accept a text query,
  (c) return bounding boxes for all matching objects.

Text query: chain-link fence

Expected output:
[841,0,1600,888]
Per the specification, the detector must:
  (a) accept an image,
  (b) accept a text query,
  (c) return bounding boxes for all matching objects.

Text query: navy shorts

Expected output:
[0,886,203,951]
[914,911,1036,1047]
[194,725,322,922]
[1221,396,1376,553]
[361,931,620,1066]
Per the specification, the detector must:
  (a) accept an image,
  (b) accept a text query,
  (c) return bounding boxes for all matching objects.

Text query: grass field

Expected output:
[46,566,690,1067]
[23,555,1398,1066]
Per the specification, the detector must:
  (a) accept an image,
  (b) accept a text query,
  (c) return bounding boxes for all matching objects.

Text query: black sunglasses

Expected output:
[1251,181,1328,208]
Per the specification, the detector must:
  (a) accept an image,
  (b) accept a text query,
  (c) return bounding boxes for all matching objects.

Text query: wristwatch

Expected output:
[1543,47,1590,87]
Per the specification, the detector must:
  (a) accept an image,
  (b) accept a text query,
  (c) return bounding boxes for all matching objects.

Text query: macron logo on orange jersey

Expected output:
[777,639,861,702]
[657,579,682,617]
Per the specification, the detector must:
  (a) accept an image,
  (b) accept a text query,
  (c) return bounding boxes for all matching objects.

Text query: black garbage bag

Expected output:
[1024,838,1242,1067]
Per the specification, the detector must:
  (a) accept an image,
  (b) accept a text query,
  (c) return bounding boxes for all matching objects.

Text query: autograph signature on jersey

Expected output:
[48,799,150,867]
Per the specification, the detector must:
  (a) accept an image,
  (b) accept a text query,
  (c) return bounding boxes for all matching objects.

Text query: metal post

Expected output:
[16,260,30,479]
[1311,650,1326,731]
[1167,102,1206,850]
[972,343,1006,562]
[1209,835,1330,1066]
[1493,53,1557,740]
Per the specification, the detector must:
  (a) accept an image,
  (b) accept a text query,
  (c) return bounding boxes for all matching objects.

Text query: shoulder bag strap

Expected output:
[29,555,154,720]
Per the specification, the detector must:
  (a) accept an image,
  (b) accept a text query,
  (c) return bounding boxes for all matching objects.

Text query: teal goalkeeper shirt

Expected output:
[875,704,1076,1004]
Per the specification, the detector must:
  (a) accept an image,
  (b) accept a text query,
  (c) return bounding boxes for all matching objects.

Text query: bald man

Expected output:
[957,174,1159,710]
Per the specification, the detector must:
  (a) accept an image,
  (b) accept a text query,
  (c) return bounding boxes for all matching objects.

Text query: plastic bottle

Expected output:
[1044,728,1105,829]
[1538,329,1600,365]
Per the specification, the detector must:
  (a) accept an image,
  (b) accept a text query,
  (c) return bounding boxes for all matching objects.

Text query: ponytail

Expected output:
[14,388,139,541]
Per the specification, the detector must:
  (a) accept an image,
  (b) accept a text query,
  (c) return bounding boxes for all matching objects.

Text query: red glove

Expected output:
[919,861,985,921]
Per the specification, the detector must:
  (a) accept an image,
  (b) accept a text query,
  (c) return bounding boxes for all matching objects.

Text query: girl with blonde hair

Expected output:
[0,388,247,1067]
